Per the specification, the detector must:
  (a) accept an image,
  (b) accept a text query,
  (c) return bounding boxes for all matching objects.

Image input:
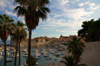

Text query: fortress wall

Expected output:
[59,41,100,66]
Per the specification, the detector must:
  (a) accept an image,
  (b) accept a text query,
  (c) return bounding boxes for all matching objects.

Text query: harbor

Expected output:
[0,45,66,66]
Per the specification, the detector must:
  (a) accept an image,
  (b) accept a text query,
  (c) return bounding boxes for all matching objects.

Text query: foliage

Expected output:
[26,55,37,66]
[0,14,14,66]
[0,14,14,42]
[67,37,85,66]
[12,21,27,43]
[14,0,50,66]
[14,0,50,30]
[60,56,75,66]
[78,19,100,41]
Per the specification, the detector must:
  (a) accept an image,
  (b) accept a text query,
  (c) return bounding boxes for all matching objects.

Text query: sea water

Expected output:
[0,40,65,66]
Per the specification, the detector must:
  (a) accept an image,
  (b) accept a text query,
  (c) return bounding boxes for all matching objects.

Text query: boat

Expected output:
[36,62,38,65]
[41,48,46,54]
[57,48,63,51]
[46,57,51,60]
[43,52,49,57]
[22,49,27,52]
[0,56,3,58]
[0,49,4,52]
[7,52,11,56]
[48,49,54,54]
[0,51,2,55]
[24,52,28,55]
[34,50,40,57]
[0,45,3,50]
[56,54,60,57]
[54,59,57,61]
[6,58,12,62]
[34,56,40,59]
[23,55,28,57]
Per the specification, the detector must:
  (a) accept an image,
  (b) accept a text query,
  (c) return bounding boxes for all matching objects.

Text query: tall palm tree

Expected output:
[60,56,75,66]
[0,14,14,66]
[67,37,85,66]
[12,21,27,66]
[14,0,50,66]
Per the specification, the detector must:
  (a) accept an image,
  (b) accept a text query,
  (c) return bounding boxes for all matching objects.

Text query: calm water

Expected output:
[0,40,10,44]
[0,45,65,66]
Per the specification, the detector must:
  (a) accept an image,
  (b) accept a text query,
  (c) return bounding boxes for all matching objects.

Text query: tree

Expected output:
[60,56,75,66]
[78,19,94,41]
[78,19,100,41]
[0,14,14,66]
[87,19,100,41]
[26,55,37,66]
[12,21,27,66]
[67,37,85,66]
[14,0,50,66]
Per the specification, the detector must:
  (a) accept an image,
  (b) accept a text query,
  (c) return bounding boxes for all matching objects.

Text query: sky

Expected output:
[0,0,100,40]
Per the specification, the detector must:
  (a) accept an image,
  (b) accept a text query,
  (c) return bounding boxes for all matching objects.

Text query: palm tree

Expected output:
[26,55,37,66]
[14,0,50,66]
[12,21,27,66]
[67,37,85,66]
[60,56,75,66]
[0,14,14,66]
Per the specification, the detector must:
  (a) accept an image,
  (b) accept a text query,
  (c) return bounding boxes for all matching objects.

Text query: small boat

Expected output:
[36,62,38,65]
[6,58,12,62]
[0,56,3,59]
[57,48,63,51]
[0,52,2,55]
[11,54,15,57]
[0,49,4,52]
[23,55,28,57]
[24,52,28,55]
[22,49,27,52]
[7,52,11,56]
[54,59,57,61]
[46,57,51,60]
[34,56,40,59]
[43,53,49,57]
[56,55,60,57]
[34,50,40,57]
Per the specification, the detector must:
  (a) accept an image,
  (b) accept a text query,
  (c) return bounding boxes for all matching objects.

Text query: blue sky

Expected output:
[0,0,100,40]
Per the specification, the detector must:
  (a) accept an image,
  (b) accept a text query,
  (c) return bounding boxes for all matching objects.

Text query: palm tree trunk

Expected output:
[14,42,18,66]
[19,42,21,66]
[28,29,32,66]
[4,26,7,66]
[4,41,7,66]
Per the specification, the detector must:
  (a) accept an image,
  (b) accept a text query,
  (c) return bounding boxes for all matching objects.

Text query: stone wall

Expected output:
[59,41,100,66]
[21,40,49,47]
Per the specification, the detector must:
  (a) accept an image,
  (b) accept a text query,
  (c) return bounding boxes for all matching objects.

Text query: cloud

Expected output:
[0,0,7,11]
[6,11,17,17]
[89,3,100,10]
[55,29,77,33]
[66,8,93,20]
[57,0,69,5]
[77,0,80,1]
[79,1,90,7]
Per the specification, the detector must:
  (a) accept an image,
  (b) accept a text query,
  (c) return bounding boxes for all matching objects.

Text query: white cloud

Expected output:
[66,8,93,20]
[0,0,7,11]
[77,0,80,1]
[89,3,100,10]
[57,0,69,5]
[55,29,77,33]
[79,1,90,7]
[6,11,17,17]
